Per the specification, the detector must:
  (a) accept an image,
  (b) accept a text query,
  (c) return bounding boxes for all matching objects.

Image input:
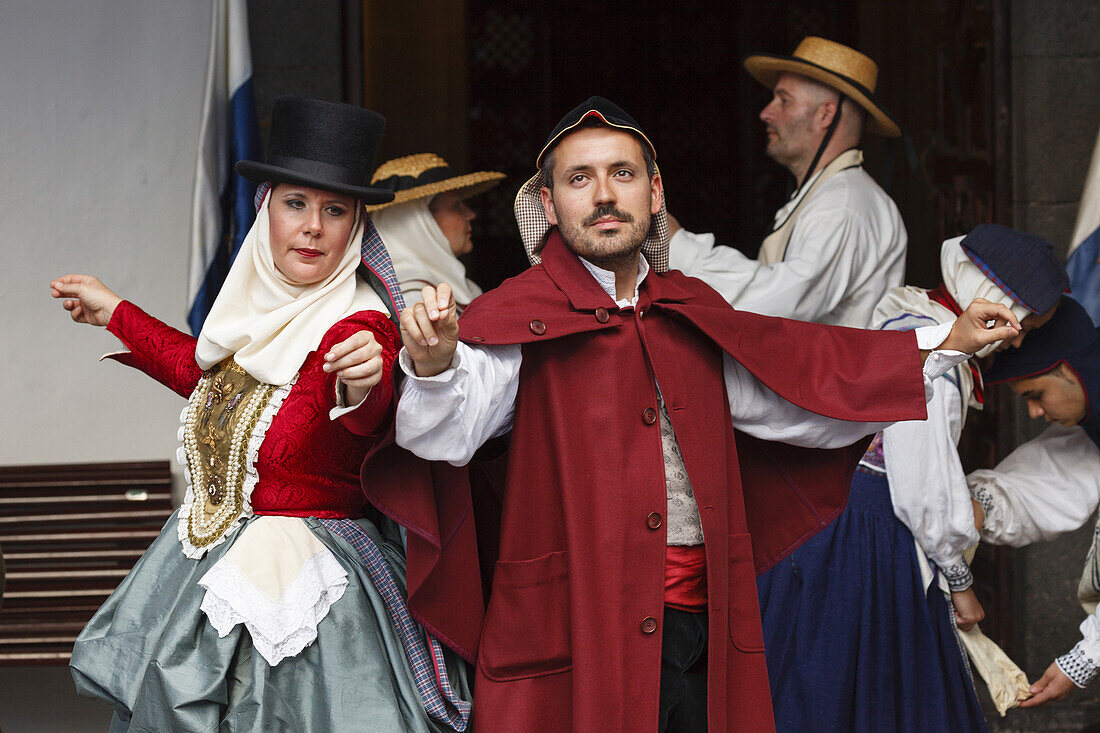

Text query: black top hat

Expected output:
[237,96,396,204]
[535,96,657,169]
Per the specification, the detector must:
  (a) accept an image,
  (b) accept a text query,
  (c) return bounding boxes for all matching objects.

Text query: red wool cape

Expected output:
[372,232,929,732]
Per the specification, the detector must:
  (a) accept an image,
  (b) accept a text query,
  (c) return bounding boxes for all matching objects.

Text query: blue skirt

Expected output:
[755,468,987,732]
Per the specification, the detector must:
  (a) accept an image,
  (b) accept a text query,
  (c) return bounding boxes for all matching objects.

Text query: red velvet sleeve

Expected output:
[316,309,399,437]
[104,301,203,398]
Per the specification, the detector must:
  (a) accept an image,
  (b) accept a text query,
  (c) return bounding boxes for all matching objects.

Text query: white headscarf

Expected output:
[195,191,388,385]
[873,236,1032,410]
[372,198,482,309]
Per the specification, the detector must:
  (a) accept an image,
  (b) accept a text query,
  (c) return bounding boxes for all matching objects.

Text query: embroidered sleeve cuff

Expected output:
[1056,642,1098,688]
[940,561,974,591]
[922,350,970,383]
[915,324,969,383]
[398,345,464,387]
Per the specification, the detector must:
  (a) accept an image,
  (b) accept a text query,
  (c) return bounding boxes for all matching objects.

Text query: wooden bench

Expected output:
[0,461,174,665]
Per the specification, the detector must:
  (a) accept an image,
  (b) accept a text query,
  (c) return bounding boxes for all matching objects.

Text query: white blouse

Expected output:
[876,313,978,592]
[968,425,1100,687]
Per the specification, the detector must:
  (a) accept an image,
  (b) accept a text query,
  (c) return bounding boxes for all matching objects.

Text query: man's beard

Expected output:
[558,203,650,269]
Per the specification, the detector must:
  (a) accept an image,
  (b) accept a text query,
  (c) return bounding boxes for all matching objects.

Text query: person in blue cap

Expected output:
[756,223,1069,731]
[970,295,1100,707]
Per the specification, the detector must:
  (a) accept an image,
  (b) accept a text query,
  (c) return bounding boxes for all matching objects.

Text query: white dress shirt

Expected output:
[396,255,964,466]
[668,166,907,328]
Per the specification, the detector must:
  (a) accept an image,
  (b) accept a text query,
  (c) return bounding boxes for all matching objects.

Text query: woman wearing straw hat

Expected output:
[368,154,504,312]
[669,36,906,329]
[52,96,470,732]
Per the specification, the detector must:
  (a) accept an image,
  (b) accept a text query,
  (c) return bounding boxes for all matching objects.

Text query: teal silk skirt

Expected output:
[70,511,471,732]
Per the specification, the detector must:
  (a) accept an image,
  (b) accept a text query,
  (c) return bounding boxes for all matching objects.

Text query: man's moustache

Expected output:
[583,206,634,227]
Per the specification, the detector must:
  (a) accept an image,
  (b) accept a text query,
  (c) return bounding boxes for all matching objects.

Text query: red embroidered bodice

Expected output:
[106,300,398,519]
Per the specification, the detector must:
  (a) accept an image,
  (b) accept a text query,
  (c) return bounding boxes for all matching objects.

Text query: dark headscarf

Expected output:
[987,296,1100,448]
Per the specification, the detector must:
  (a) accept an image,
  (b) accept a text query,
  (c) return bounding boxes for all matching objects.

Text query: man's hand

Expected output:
[940,297,1020,354]
[951,587,985,631]
[400,283,460,377]
[50,274,123,327]
[1020,661,1077,707]
[324,329,385,405]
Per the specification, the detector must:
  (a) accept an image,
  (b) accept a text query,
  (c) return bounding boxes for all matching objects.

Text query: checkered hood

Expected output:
[513,168,671,272]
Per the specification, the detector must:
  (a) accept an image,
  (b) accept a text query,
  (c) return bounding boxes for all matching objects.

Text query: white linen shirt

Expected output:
[396,255,964,465]
[968,426,1100,687]
[668,166,906,328]
[872,313,980,592]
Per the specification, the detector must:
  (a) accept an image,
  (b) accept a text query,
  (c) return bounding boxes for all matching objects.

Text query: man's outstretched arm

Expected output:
[396,283,519,465]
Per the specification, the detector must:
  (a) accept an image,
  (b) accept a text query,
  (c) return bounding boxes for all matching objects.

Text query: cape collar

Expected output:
[540,228,695,312]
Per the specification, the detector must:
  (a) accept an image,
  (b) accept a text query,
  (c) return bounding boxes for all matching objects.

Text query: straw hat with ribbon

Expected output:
[365,153,504,212]
[743,36,901,138]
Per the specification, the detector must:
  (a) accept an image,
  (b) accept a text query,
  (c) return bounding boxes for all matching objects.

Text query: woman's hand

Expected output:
[951,587,986,631]
[400,283,459,378]
[50,274,123,327]
[940,297,1021,354]
[324,329,384,405]
[971,498,985,534]
[1020,661,1077,707]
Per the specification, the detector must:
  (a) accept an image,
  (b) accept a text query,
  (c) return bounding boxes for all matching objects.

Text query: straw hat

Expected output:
[365,153,505,212]
[743,36,901,138]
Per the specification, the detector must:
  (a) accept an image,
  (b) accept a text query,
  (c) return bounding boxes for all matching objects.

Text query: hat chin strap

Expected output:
[796,92,846,191]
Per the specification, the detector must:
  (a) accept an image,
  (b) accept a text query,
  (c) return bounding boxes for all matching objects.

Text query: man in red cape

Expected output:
[388,98,1019,732]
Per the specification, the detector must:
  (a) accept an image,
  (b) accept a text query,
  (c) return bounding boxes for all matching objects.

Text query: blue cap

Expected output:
[960,224,1068,315]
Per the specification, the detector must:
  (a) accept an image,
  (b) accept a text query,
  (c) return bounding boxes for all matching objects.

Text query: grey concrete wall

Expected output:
[992,1,1100,730]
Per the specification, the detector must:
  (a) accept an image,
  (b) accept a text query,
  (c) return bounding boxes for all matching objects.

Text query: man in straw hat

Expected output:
[392,96,1017,731]
[669,36,906,329]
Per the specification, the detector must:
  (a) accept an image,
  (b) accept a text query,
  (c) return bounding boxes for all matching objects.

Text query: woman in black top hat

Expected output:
[52,96,471,732]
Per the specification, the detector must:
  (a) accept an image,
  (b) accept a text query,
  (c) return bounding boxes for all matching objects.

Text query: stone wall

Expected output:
[992,0,1100,730]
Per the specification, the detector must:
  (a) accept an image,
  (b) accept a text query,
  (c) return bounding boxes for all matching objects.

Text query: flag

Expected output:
[1067,123,1100,326]
[188,0,259,335]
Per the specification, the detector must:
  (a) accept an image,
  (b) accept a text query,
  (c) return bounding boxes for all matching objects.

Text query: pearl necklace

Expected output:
[181,361,276,549]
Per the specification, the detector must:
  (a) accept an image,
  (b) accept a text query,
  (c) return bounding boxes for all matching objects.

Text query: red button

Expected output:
[595,307,610,323]
[529,319,546,335]
[646,512,662,529]
[638,307,645,318]
[642,407,658,425]
[467,335,485,342]
[641,616,658,634]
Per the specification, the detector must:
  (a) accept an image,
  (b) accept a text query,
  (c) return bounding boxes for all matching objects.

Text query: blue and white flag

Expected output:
[188,0,259,335]
[1067,123,1100,326]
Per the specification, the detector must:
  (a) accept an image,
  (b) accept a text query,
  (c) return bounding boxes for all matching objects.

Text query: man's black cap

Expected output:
[535,96,656,169]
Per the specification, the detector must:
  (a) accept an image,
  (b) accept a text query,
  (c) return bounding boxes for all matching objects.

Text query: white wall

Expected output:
[0,1,214,729]
[0,0,212,476]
